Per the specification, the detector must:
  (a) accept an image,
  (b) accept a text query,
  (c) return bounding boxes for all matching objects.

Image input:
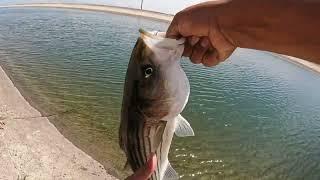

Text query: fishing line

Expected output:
[137,0,144,32]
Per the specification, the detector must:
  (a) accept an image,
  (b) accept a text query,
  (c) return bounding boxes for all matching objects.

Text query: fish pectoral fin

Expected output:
[151,121,167,152]
[163,162,179,180]
[174,114,195,137]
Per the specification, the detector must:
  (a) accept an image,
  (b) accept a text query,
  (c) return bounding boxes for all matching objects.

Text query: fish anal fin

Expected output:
[163,162,179,180]
[174,114,195,137]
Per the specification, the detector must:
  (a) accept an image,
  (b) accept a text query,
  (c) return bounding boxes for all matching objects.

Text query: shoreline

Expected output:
[0,3,173,22]
[268,53,320,74]
[0,65,117,179]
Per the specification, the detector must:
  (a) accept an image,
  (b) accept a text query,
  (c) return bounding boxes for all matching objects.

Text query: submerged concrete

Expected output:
[0,66,117,179]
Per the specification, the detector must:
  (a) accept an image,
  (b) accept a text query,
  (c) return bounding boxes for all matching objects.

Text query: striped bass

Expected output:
[119,29,194,180]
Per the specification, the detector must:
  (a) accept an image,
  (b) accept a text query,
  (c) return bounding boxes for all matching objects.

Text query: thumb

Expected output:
[126,153,157,180]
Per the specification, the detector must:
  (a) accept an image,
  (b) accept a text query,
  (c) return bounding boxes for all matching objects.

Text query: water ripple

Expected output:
[1,8,320,179]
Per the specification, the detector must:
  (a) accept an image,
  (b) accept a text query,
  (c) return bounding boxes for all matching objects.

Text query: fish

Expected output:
[119,29,194,180]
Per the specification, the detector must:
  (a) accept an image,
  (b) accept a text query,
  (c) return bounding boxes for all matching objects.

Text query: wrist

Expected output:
[215,0,293,49]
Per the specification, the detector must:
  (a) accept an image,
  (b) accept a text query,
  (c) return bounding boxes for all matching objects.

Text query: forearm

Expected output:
[218,0,320,63]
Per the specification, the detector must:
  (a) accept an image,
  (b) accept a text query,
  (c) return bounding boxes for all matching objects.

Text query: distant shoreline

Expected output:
[269,53,320,74]
[0,3,173,22]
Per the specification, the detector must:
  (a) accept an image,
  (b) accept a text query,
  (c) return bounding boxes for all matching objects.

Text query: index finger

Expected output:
[166,10,210,39]
[166,15,181,39]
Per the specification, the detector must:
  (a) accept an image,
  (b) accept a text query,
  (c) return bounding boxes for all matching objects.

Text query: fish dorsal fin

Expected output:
[163,162,179,180]
[174,114,195,137]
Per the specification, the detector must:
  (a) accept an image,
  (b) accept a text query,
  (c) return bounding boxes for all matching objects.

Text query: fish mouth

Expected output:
[139,28,185,47]
[139,28,166,40]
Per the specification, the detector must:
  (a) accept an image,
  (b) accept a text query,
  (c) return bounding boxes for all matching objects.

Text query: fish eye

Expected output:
[141,64,153,78]
[144,67,153,78]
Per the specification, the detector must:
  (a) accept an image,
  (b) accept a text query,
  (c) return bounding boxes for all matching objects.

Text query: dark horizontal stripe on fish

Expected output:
[127,108,143,170]
[133,81,146,169]
[126,80,149,171]
[134,114,142,168]
[126,107,141,170]
[128,80,141,170]
[136,115,146,168]
[140,121,147,168]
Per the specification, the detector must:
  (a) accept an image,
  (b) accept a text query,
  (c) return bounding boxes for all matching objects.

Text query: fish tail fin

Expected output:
[162,161,179,180]
[174,114,195,137]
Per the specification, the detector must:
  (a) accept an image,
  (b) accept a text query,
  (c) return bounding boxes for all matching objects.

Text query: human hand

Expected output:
[125,154,157,180]
[166,1,236,67]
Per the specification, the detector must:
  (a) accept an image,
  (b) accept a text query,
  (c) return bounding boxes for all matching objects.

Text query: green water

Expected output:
[1,8,320,180]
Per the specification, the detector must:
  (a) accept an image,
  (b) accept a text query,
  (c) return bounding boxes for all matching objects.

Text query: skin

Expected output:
[166,0,320,66]
[125,154,157,180]
[127,0,320,178]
